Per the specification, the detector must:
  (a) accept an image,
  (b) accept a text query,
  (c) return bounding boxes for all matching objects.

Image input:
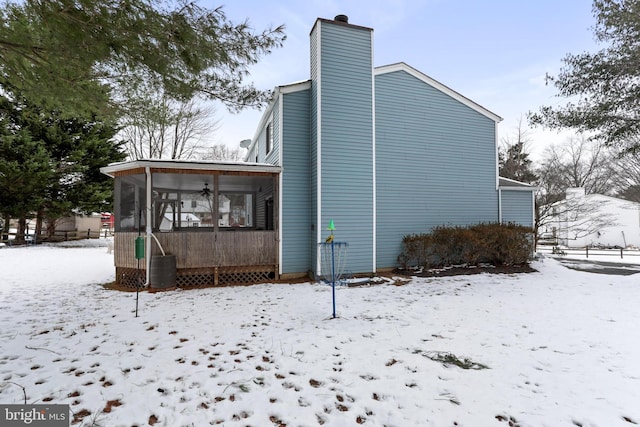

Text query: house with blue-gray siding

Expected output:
[245,15,535,279]
[102,14,535,289]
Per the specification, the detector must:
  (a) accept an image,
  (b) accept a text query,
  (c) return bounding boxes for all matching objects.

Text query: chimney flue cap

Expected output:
[334,14,349,23]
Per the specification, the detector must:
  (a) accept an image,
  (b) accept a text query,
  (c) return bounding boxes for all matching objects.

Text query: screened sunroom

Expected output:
[101,159,281,288]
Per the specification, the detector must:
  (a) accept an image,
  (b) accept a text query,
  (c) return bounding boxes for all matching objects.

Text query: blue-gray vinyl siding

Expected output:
[281,89,312,274]
[501,190,534,227]
[317,21,374,274]
[375,70,499,269]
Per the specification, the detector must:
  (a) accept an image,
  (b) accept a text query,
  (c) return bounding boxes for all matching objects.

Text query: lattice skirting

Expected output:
[115,267,145,289]
[115,266,277,289]
[217,268,276,286]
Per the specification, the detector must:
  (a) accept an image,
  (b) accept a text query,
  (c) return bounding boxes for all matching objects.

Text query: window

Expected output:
[118,180,138,231]
[180,192,214,227]
[152,192,178,231]
[116,176,146,232]
[218,193,254,228]
[266,122,273,155]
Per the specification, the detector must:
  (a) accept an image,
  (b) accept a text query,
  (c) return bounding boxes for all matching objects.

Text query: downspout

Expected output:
[278,89,284,277]
[498,188,503,224]
[315,23,323,278]
[531,190,536,231]
[145,167,152,287]
[144,166,166,287]
[371,29,377,274]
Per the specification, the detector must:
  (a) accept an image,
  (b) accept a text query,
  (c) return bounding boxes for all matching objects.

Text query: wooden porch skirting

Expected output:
[115,265,278,289]
[113,231,278,288]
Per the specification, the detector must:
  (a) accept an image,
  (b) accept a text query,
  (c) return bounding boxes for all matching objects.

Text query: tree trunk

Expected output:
[36,210,43,241]
[1,214,9,241]
[16,217,26,244]
[46,218,56,239]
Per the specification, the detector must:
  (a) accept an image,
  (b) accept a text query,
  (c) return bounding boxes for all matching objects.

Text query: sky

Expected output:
[1,240,640,426]
[199,0,600,161]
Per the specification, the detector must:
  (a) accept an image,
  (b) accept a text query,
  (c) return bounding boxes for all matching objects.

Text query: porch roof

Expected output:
[498,177,535,189]
[100,159,282,177]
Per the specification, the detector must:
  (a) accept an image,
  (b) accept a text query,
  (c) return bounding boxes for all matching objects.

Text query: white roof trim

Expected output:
[246,94,279,159]
[499,176,535,188]
[100,159,281,177]
[499,186,537,192]
[244,80,312,160]
[374,62,503,123]
[279,80,311,94]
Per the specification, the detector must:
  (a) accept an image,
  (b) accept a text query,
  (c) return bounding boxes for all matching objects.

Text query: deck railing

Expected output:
[536,245,640,260]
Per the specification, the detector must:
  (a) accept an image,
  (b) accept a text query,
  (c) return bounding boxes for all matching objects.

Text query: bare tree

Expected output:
[609,138,640,202]
[201,144,247,162]
[119,92,221,229]
[170,101,222,160]
[120,93,220,160]
[120,96,167,159]
[535,135,618,245]
[542,135,616,195]
[534,158,566,243]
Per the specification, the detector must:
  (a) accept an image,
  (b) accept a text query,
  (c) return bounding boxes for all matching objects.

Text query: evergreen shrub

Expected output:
[397,223,533,269]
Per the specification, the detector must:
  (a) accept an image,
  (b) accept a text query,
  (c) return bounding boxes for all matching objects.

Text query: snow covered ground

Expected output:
[1,241,639,427]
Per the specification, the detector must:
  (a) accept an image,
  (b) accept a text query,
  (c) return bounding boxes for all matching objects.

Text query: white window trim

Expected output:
[266,119,274,156]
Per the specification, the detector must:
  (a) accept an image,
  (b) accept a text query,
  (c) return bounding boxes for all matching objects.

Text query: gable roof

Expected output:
[245,62,503,160]
[244,80,312,161]
[375,62,503,123]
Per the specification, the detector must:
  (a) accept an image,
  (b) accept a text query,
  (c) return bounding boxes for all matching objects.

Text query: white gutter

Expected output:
[315,23,323,277]
[498,187,503,224]
[101,159,281,176]
[145,166,152,287]
[278,93,284,276]
[144,167,167,287]
[371,29,377,273]
[532,190,536,229]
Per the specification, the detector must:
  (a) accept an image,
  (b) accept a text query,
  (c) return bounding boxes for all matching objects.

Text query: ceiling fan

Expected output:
[200,182,211,198]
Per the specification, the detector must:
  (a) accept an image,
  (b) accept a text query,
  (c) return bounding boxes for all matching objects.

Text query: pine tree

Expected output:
[530,0,640,152]
[0,1,285,117]
[498,119,537,184]
[0,94,126,240]
[499,142,537,184]
[0,130,53,242]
